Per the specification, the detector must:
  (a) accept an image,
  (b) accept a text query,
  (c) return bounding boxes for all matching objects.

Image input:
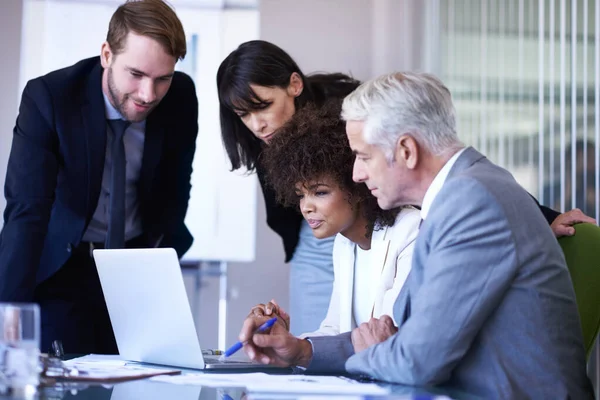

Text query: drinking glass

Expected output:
[0,303,41,397]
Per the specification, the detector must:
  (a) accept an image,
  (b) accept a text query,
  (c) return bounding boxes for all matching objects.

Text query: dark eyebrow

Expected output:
[127,67,174,80]
[306,183,331,190]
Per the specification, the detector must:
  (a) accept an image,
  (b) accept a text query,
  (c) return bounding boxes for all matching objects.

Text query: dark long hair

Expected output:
[216,40,360,171]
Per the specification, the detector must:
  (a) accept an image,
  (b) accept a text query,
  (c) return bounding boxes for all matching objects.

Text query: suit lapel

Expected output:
[369,228,391,318]
[393,272,412,325]
[81,62,107,220]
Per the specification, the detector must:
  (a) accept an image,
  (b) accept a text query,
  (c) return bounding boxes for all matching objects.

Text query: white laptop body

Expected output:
[93,248,271,370]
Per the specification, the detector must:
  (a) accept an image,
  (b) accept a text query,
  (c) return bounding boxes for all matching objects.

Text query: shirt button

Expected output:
[66,243,72,253]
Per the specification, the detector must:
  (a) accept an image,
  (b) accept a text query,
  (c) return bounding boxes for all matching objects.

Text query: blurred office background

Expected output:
[0,0,598,394]
[437,1,599,391]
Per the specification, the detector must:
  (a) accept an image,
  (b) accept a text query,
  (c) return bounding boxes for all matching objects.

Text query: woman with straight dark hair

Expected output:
[217,40,360,334]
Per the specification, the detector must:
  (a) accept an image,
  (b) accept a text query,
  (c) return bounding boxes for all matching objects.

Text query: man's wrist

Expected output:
[295,338,313,368]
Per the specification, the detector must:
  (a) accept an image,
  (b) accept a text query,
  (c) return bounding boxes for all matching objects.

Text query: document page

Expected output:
[151,372,388,395]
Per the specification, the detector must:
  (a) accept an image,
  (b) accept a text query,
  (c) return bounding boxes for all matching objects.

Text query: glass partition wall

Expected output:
[436,0,599,394]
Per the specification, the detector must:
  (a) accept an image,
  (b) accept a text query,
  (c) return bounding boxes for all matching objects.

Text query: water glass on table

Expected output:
[0,303,41,398]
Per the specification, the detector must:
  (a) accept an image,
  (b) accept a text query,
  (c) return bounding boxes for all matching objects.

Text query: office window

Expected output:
[436,0,599,392]
[439,0,598,219]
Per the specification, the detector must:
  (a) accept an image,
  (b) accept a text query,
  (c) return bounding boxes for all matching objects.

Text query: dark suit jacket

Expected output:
[537,201,561,224]
[0,57,198,301]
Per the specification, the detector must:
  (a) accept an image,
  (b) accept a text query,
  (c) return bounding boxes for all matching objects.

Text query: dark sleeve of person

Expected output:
[529,194,561,225]
[306,332,355,374]
[158,73,198,257]
[0,79,58,301]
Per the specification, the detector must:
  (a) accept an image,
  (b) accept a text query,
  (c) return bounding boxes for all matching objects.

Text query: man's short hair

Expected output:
[107,0,186,60]
[341,72,462,160]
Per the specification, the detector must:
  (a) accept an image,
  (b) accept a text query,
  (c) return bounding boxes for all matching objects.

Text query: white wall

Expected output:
[371,0,429,75]
[0,0,24,230]
[177,8,259,264]
[260,0,373,80]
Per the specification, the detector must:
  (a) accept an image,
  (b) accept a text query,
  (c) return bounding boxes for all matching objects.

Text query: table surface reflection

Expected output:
[29,373,480,400]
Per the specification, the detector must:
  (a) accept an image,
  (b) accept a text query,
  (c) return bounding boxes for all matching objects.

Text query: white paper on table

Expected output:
[64,354,128,368]
[150,372,388,395]
[150,373,247,388]
[61,354,179,381]
[244,376,387,395]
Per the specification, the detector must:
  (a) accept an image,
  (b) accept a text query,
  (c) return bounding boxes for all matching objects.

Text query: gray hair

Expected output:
[341,72,463,160]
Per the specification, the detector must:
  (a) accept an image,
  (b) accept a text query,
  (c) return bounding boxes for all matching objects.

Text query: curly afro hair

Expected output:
[260,99,398,234]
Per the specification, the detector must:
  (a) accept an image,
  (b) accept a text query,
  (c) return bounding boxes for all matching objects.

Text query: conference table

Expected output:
[3,365,480,400]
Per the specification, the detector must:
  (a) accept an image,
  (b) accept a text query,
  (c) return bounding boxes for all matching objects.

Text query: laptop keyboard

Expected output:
[204,356,250,364]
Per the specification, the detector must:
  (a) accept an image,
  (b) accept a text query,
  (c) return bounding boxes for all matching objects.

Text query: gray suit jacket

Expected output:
[307,147,593,399]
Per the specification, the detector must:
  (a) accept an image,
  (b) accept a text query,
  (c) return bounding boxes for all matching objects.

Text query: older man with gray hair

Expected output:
[238,72,594,398]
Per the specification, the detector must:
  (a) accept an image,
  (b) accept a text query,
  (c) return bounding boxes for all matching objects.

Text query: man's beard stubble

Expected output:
[107,67,153,123]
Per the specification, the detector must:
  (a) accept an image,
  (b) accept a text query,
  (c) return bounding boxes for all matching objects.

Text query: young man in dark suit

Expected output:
[0,0,198,354]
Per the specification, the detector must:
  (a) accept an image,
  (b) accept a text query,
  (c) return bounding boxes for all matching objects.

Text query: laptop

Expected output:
[93,248,278,370]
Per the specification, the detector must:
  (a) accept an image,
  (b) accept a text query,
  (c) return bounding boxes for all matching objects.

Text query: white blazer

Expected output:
[301,207,421,337]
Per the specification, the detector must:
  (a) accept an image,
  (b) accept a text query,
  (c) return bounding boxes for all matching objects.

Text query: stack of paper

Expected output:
[60,354,180,382]
[150,372,388,395]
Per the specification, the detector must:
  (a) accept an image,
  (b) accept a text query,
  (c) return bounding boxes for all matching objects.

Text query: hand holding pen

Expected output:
[222,317,278,358]
[230,314,312,368]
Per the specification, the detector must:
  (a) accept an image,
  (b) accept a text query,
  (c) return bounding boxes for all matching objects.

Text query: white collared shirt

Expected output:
[352,244,373,325]
[420,147,467,221]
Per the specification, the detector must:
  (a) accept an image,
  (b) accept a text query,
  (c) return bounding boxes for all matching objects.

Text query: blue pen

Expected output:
[223,317,278,358]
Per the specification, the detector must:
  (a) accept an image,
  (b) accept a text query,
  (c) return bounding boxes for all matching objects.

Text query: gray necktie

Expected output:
[105,119,130,249]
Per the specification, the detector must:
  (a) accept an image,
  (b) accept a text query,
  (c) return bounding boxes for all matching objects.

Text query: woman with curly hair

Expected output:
[217,40,361,334]
[246,100,421,337]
